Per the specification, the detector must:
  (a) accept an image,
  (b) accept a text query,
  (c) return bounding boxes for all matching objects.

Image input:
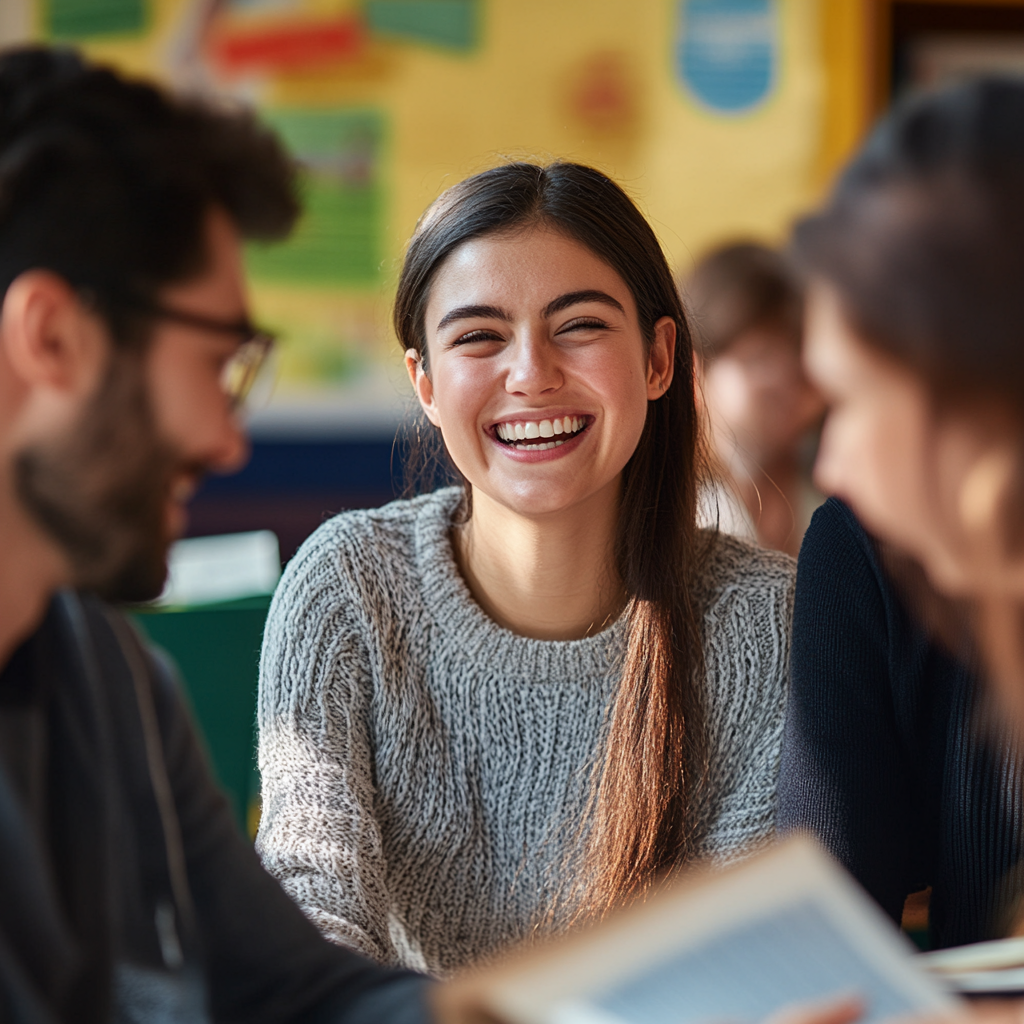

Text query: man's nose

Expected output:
[206,410,250,476]
[505,334,563,395]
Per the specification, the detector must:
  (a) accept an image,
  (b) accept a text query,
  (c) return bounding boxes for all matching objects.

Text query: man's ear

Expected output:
[405,348,441,427]
[1,271,109,397]
[646,316,677,400]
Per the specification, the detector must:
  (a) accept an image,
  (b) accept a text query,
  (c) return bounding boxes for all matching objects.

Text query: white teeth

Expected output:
[495,416,587,444]
[510,439,567,451]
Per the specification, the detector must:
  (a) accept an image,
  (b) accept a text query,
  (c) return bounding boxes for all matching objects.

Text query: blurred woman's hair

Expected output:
[794,77,1024,417]
[684,241,803,361]
[793,79,1024,670]
[394,161,712,920]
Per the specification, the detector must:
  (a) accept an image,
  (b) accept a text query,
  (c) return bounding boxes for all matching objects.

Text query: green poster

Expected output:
[47,0,147,39]
[247,110,385,287]
[366,0,480,52]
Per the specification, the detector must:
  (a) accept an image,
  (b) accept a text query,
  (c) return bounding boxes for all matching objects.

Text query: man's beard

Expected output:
[14,350,204,603]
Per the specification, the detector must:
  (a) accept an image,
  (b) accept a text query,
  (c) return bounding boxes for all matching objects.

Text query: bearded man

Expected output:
[0,47,431,1023]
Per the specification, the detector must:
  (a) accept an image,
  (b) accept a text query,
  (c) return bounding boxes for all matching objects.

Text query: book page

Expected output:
[437,836,960,1024]
[554,899,938,1024]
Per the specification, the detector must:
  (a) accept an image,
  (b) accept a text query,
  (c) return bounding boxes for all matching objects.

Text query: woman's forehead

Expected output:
[426,227,635,320]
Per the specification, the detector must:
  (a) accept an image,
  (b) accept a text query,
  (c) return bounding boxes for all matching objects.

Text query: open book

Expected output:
[922,936,1024,995]
[434,835,961,1024]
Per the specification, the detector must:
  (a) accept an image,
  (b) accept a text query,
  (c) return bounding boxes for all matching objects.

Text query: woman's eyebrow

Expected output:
[436,303,514,331]
[542,290,625,318]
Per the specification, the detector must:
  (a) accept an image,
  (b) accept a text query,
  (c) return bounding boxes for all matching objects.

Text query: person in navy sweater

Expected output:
[779,497,1022,949]
[782,73,1024,1024]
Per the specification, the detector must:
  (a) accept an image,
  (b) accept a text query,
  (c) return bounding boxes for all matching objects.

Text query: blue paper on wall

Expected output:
[677,0,777,113]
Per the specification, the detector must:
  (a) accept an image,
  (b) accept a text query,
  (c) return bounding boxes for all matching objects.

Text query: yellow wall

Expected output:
[12,0,862,416]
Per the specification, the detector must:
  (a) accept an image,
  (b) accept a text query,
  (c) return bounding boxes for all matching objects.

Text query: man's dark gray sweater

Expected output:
[0,590,431,1023]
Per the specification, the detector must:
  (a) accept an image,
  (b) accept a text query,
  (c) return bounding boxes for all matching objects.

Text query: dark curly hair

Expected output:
[0,46,298,343]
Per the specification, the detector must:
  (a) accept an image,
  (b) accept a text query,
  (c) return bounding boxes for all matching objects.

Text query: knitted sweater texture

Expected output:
[256,488,795,977]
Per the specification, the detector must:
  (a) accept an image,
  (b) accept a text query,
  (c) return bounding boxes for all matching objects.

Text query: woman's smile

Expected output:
[488,413,591,459]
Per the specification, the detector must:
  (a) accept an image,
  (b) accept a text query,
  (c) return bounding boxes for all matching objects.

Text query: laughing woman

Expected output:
[255,162,794,976]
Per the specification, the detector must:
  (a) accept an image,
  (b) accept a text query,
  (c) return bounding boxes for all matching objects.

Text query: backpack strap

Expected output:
[102,611,197,966]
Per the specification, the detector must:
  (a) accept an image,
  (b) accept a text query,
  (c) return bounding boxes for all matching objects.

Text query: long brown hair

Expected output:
[394,161,712,918]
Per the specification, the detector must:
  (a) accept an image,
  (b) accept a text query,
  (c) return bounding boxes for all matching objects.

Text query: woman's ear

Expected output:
[405,348,441,427]
[646,316,677,400]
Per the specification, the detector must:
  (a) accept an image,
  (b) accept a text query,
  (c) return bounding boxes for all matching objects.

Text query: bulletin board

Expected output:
[15,0,831,437]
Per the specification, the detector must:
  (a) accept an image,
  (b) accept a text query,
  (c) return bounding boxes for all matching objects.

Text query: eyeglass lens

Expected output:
[221,335,274,408]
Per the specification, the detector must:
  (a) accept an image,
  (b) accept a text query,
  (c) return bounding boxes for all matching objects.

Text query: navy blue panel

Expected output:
[197,439,403,497]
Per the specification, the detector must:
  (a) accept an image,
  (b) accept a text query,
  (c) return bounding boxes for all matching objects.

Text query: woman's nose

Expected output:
[504,335,563,395]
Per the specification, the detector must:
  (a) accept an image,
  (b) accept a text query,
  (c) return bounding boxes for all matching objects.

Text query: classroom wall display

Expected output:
[11,0,830,437]
[48,0,147,39]
[677,0,778,113]
[246,108,385,286]
[365,0,479,51]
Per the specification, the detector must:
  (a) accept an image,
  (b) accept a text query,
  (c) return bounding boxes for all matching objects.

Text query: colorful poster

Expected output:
[676,0,777,113]
[241,109,397,419]
[246,109,384,286]
[365,0,479,52]
[48,0,146,38]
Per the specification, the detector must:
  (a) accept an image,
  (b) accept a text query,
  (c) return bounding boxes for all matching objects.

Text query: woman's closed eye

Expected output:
[447,328,507,348]
[555,316,613,337]
[444,315,614,350]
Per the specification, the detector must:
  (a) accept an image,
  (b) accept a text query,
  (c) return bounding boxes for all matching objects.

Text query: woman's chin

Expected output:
[472,474,618,522]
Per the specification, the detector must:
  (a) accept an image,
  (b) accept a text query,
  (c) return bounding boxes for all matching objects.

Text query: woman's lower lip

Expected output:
[488,427,588,461]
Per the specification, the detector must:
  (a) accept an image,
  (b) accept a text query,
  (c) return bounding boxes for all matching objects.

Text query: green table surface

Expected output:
[130,594,272,836]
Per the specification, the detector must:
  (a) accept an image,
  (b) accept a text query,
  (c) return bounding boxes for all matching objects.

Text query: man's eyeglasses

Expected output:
[83,289,277,409]
[142,303,276,410]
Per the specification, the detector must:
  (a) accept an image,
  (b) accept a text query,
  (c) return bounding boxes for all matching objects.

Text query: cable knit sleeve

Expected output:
[255,527,397,965]
[698,536,795,863]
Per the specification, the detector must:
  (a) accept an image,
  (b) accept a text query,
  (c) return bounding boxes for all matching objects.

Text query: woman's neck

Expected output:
[452,481,624,641]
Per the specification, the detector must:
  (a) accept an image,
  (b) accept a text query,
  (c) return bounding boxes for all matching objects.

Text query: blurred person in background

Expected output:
[256,161,795,977]
[0,47,430,1022]
[686,242,824,557]
[780,74,1024,1023]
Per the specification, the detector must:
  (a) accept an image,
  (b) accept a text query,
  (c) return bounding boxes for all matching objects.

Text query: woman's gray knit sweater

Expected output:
[256,487,795,977]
